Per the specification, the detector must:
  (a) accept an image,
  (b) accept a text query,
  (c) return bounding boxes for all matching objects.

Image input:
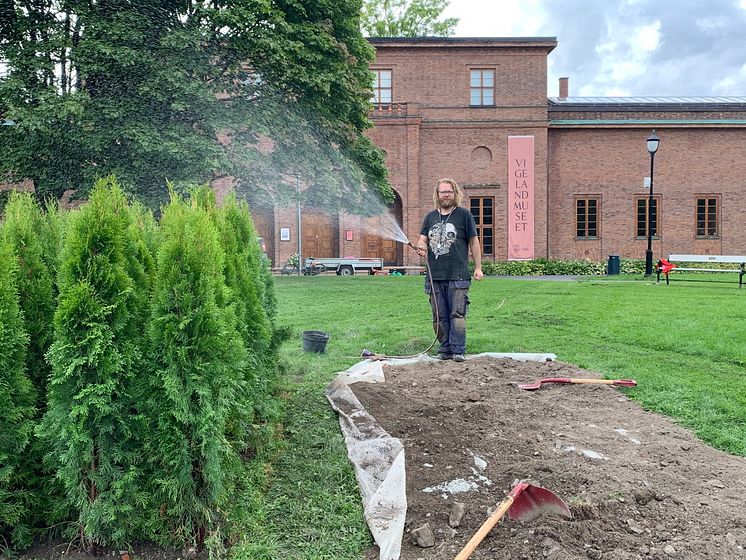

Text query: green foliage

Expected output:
[361,0,459,36]
[38,178,151,549]
[0,241,35,550]
[143,191,247,550]
[476,258,647,276]
[38,198,68,296]
[1,192,55,402]
[1,1,390,209]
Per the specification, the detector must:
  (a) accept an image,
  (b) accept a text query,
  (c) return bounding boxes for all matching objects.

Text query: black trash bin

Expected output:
[607,255,620,275]
[302,330,330,353]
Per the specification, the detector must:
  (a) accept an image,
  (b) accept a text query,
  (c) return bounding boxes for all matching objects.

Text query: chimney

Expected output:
[559,77,569,99]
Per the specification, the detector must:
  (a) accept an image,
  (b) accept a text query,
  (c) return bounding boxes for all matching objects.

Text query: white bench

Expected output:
[656,254,746,288]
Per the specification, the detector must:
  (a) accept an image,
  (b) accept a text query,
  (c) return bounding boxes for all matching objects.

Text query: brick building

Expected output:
[262,36,746,269]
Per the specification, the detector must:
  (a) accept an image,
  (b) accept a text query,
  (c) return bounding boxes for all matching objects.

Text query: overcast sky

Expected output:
[441,0,746,98]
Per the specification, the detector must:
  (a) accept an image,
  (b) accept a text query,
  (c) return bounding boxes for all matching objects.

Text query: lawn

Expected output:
[252,274,746,559]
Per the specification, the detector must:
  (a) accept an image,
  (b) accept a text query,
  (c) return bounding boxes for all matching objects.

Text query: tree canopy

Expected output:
[361,0,458,37]
[0,1,390,209]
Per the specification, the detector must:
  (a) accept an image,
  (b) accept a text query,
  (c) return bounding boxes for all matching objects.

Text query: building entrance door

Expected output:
[361,192,403,265]
[302,211,337,259]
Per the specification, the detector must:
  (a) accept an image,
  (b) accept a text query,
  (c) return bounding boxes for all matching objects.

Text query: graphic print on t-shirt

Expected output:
[428,222,456,258]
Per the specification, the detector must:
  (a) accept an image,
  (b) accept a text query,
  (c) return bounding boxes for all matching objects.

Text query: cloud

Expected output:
[543,0,746,96]
[448,0,746,96]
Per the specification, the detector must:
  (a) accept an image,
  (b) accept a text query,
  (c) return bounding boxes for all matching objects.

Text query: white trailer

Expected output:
[304,256,384,276]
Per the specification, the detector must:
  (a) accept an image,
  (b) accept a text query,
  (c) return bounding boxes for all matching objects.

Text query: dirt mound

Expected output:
[352,356,746,560]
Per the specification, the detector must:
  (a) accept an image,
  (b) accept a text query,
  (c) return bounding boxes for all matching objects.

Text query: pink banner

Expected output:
[507,136,535,260]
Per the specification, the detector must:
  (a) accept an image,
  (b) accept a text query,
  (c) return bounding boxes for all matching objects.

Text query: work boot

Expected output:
[453,353,465,362]
[436,353,453,360]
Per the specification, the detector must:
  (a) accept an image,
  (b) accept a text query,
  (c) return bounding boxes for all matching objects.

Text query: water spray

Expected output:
[358,237,439,361]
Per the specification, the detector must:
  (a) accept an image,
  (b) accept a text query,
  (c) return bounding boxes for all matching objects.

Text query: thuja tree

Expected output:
[39,199,68,298]
[191,189,279,449]
[38,178,151,550]
[1,192,55,403]
[0,241,35,550]
[144,193,246,551]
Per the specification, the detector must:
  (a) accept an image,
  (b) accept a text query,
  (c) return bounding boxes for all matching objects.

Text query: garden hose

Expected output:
[359,241,440,361]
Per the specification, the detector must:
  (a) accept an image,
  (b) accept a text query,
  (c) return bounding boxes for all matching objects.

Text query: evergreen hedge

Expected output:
[2,192,55,403]
[38,178,153,550]
[0,241,35,550]
[0,177,281,554]
[143,191,247,551]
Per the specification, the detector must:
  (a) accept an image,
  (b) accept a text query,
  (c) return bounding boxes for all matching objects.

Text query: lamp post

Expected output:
[645,130,660,276]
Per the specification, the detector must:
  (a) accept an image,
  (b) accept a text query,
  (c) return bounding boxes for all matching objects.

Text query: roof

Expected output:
[549,96,746,112]
[369,36,557,51]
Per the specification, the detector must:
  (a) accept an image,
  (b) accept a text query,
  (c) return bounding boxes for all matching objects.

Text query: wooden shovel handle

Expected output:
[568,378,617,384]
[454,496,514,560]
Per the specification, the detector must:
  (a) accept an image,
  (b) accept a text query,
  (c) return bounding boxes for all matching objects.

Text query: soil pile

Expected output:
[352,356,746,560]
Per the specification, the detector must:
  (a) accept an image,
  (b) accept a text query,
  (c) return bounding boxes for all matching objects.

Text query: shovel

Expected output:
[454,481,571,560]
[517,377,637,391]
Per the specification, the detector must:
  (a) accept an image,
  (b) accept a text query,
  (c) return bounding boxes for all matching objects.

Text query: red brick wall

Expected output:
[256,38,746,268]
[370,40,554,264]
[547,127,746,260]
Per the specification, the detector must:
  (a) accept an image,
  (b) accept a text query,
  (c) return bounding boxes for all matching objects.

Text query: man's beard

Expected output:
[439,197,455,209]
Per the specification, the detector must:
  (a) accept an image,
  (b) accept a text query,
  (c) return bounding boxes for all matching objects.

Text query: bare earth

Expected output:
[351,356,746,560]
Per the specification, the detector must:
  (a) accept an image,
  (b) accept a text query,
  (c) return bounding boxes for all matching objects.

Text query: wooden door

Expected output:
[361,194,403,265]
[362,220,397,264]
[302,211,337,259]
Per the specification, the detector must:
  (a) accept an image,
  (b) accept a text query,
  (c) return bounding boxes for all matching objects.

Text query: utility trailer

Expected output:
[304,256,384,276]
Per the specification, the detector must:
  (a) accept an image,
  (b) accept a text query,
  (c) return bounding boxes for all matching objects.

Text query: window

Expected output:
[696,196,719,237]
[470,69,494,106]
[469,197,494,255]
[372,69,392,104]
[636,196,659,238]
[576,197,599,238]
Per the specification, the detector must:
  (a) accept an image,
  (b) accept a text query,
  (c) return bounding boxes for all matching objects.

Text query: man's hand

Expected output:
[415,245,427,257]
[473,267,484,281]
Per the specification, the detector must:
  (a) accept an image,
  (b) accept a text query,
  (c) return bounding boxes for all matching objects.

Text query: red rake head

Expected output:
[507,482,572,522]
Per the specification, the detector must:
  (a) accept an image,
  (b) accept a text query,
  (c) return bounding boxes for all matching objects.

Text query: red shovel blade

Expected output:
[508,482,572,522]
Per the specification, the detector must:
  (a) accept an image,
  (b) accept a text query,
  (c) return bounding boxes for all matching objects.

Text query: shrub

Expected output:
[38,177,150,550]
[39,198,68,298]
[479,258,620,276]
[1,192,55,402]
[0,241,35,550]
[143,192,246,551]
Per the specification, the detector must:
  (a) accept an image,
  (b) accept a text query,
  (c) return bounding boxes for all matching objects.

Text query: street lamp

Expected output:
[645,130,660,276]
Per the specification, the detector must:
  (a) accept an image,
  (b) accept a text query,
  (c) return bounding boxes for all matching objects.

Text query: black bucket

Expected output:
[302,330,330,353]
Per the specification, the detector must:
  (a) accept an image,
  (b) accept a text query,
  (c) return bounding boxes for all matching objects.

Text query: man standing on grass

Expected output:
[415,178,483,362]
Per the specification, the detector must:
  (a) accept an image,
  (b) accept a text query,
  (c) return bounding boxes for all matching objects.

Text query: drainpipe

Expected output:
[297,174,302,276]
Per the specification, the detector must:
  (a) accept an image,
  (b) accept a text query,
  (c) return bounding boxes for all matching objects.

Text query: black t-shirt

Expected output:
[420,206,478,281]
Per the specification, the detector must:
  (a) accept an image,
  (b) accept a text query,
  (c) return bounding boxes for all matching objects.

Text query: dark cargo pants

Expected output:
[425,279,471,355]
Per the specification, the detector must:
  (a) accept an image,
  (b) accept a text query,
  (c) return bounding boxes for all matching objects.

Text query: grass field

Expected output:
[248,273,746,559]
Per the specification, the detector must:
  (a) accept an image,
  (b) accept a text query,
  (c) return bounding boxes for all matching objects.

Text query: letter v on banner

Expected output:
[507,136,535,260]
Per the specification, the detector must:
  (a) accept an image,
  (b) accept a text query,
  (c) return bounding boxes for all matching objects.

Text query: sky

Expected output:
[441,0,746,98]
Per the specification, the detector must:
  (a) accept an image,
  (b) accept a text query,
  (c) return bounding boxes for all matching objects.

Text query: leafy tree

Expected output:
[361,0,458,37]
[38,178,151,550]
[0,1,390,210]
[0,240,35,550]
[143,191,246,550]
[1,192,55,403]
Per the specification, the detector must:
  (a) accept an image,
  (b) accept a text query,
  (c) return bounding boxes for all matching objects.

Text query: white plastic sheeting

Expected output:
[325,352,556,560]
